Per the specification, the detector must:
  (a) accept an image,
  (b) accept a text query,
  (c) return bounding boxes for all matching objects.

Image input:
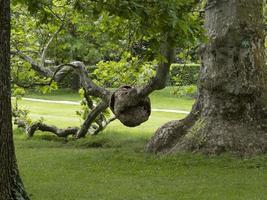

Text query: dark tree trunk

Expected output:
[0,0,30,199]
[146,0,267,155]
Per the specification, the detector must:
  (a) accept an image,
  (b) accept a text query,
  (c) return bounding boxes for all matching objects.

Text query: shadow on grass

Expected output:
[14,128,150,152]
[14,128,267,169]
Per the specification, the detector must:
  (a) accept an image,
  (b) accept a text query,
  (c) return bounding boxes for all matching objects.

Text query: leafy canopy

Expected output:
[11,0,204,89]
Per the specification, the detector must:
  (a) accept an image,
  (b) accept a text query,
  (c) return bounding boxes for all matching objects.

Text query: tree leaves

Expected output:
[11,0,205,91]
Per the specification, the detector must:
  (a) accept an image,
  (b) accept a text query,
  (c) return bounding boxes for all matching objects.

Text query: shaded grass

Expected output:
[15,129,267,200]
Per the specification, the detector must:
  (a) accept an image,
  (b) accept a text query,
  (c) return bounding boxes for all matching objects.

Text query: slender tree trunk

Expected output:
[146,0,267,155]
[0,0,30,199]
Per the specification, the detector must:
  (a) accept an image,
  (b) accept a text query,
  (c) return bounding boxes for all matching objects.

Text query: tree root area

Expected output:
[146,114,267,156]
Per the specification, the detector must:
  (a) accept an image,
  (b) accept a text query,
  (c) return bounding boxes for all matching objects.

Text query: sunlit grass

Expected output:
[24,87,196,111]
[18,98,186,131]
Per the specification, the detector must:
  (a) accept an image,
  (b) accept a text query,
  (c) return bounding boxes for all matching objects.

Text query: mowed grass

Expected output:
[14,88,267,200]
[24,87,195,111]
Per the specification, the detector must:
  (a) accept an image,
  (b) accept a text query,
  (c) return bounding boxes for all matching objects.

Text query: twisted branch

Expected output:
[12,27,175,137]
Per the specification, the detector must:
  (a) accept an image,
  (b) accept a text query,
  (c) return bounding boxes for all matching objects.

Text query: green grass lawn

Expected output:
[24,87,195,111]
[14,88,267,200]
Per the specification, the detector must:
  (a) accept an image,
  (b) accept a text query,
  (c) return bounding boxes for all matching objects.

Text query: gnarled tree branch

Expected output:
[14,118,79,137]
[75,101,109,138]
[11,50,53,77]
[12,28,176,134]
[27,123,79,137]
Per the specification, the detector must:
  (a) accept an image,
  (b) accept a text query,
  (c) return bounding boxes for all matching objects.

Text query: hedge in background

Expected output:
[169,63,200,86]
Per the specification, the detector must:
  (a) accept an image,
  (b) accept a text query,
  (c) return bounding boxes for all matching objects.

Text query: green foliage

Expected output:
[11,1,130,64]
[12,87,26,114]
[93,56,156,87]
[170,63,200,86]
[11,4,60,91]
[39,81,58,94]
[173,85,197,98]
[89,0,205,63]
[12,94,45,126]
[169,63,200,97]
[12,98,32,125]
[75,101,89,121]
[76,88,93,120]
[12,87,26,98]
[11,0,204,92]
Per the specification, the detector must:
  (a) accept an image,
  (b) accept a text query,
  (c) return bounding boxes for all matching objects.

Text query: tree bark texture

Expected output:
[110,86,151,127]
[0,0,30,199]
[146,0,267,155]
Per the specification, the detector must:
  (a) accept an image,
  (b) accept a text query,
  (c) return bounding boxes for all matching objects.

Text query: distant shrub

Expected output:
[173,85,198,98]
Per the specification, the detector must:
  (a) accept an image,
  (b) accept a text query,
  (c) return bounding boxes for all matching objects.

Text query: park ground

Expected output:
[14,88,267,200]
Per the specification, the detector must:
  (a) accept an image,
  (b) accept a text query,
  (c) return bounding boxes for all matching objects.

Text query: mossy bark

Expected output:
[146,0,267,155]
[0,0,30,199]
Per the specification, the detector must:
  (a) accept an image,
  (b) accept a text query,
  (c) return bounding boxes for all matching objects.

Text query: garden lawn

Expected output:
[24,87,195,111]
[15,135,267,200]
[14,88,267,200]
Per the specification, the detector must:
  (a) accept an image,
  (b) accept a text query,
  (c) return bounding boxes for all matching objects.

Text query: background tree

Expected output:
[147,0,267,155]
[0,0,30,199]
[11,0,204,138]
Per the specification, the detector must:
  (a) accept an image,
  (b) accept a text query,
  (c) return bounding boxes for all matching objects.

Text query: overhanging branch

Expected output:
[137,35,175,97]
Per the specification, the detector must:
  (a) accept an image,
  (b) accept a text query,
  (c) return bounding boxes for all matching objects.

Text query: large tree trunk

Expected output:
[146,0,267,155]
[0,0,30,199]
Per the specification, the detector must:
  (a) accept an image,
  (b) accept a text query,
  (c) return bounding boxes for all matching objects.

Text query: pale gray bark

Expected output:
[147,0,267,155]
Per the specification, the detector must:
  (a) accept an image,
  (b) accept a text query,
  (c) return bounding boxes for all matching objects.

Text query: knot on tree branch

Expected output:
[70,61,88,72]
[110,86,151,127]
